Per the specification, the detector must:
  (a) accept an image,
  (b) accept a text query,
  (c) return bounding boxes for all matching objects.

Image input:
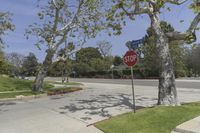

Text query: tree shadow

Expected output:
[0,102,16,106]
[50,95,65,100]
[0,102,16,113]
[59,93,156,121]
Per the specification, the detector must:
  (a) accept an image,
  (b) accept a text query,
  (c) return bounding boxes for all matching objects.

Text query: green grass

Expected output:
[0,91,45,99]
[0,76,53,98]
[95,102,200,133]
[0,76,53,92]
[0,76,33,92]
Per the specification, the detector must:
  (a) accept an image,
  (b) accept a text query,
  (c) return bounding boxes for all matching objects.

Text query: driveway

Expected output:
[0,82,200,133]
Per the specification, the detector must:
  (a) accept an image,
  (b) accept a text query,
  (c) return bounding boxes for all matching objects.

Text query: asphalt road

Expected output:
[64,78,199,89]
[1,79,200,133]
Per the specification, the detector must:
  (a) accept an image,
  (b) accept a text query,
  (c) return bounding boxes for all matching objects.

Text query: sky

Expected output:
[1,0,199,62]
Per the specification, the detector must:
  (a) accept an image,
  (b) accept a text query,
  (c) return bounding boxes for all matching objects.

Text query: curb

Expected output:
[171,116,200,133]
[172,128,196,133]
[0,94,47,102]
[0,85,86,102]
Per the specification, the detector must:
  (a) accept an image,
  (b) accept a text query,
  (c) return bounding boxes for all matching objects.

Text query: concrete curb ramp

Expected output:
[172,116,200,133]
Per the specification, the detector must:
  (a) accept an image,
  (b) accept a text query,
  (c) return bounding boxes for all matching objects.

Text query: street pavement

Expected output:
[0,80,200,133]
[42,77,200,89]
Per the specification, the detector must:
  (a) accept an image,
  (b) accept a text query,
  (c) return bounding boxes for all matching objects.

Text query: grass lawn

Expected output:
[0,76,53,98]
[0,91,45,99]
[0,76,83,99]
[95,102,200,133]
[0,76,52,92]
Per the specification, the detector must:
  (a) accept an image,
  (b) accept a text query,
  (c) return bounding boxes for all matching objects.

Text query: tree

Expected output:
[73,62,94,75]
[96,41,112,57]
[142,21,187,78]
[90,58,112,71]
[26,0,105,91]
[108,0,200,105]
[21,53,38,76]
[0,50,11,75]
[0,12,14,75]
[0,12,15,48]
[185,44,200,76]
[76,47,102,64]
[48,60,65,76]
[113,56,123,66]
[191,44,200,76]
[6,52,25,76]
[56,42,75,83]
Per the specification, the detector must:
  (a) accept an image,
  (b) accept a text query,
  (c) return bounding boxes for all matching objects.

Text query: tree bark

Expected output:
[32,48,56,92]
[149,12,179,105]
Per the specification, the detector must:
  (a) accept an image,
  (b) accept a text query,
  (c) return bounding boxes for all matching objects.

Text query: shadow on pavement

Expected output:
[0,102,16,113]
[0,102,16,106]
[58,94,155,120]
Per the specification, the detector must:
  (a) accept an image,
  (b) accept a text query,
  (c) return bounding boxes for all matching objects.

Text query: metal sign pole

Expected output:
[131,66,136,113]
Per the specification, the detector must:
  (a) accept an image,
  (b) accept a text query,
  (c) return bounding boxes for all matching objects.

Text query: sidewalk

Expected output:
[172,116,200,133]
[0,106,103,133]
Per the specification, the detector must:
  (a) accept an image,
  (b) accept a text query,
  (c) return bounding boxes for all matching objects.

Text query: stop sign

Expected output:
[123,50,138,67]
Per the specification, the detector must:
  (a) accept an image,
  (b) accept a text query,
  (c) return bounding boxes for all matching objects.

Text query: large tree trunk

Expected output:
[32,48,56,92]
[149,12,179,105]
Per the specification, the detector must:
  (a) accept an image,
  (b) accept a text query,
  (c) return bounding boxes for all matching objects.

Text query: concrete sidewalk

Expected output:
[0,106,103,133]
[172,116,200,133]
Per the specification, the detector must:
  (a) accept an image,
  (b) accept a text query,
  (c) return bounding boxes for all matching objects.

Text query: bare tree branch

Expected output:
[187,12,200,32]
[52,0,59,9]
[165,32,187,40]
[164,0,188,5]
[58,0,84,32]
[166,12,200,42]
[53,8,60,33]
[56,30,68,47]
[120,0,149,18]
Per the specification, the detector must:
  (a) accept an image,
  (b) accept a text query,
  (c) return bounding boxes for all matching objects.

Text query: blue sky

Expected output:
[1,0,199,62]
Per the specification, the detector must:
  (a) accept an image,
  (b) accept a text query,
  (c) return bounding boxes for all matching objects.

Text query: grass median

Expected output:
[95,102,200,133]
[0,75,83,99]
[0,75,52,99]
[0,76,52,92]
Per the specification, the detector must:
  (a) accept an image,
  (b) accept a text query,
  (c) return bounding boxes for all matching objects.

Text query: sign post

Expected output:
[131,66,136,113]
[123,50,138,113]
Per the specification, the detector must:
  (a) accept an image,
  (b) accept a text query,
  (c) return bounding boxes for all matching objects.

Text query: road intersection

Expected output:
[0,78,200,133]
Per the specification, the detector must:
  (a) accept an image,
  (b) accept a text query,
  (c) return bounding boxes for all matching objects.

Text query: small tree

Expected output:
[188,44,200,76]
[76,47,102,64]
[6,52,25,76]
[26,0,105,91]
[21,53,38,76]
[113,56,123,66]
[0,50,11,75]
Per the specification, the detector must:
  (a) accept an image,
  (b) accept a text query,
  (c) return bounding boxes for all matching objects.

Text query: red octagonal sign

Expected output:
[123,50,138,67]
